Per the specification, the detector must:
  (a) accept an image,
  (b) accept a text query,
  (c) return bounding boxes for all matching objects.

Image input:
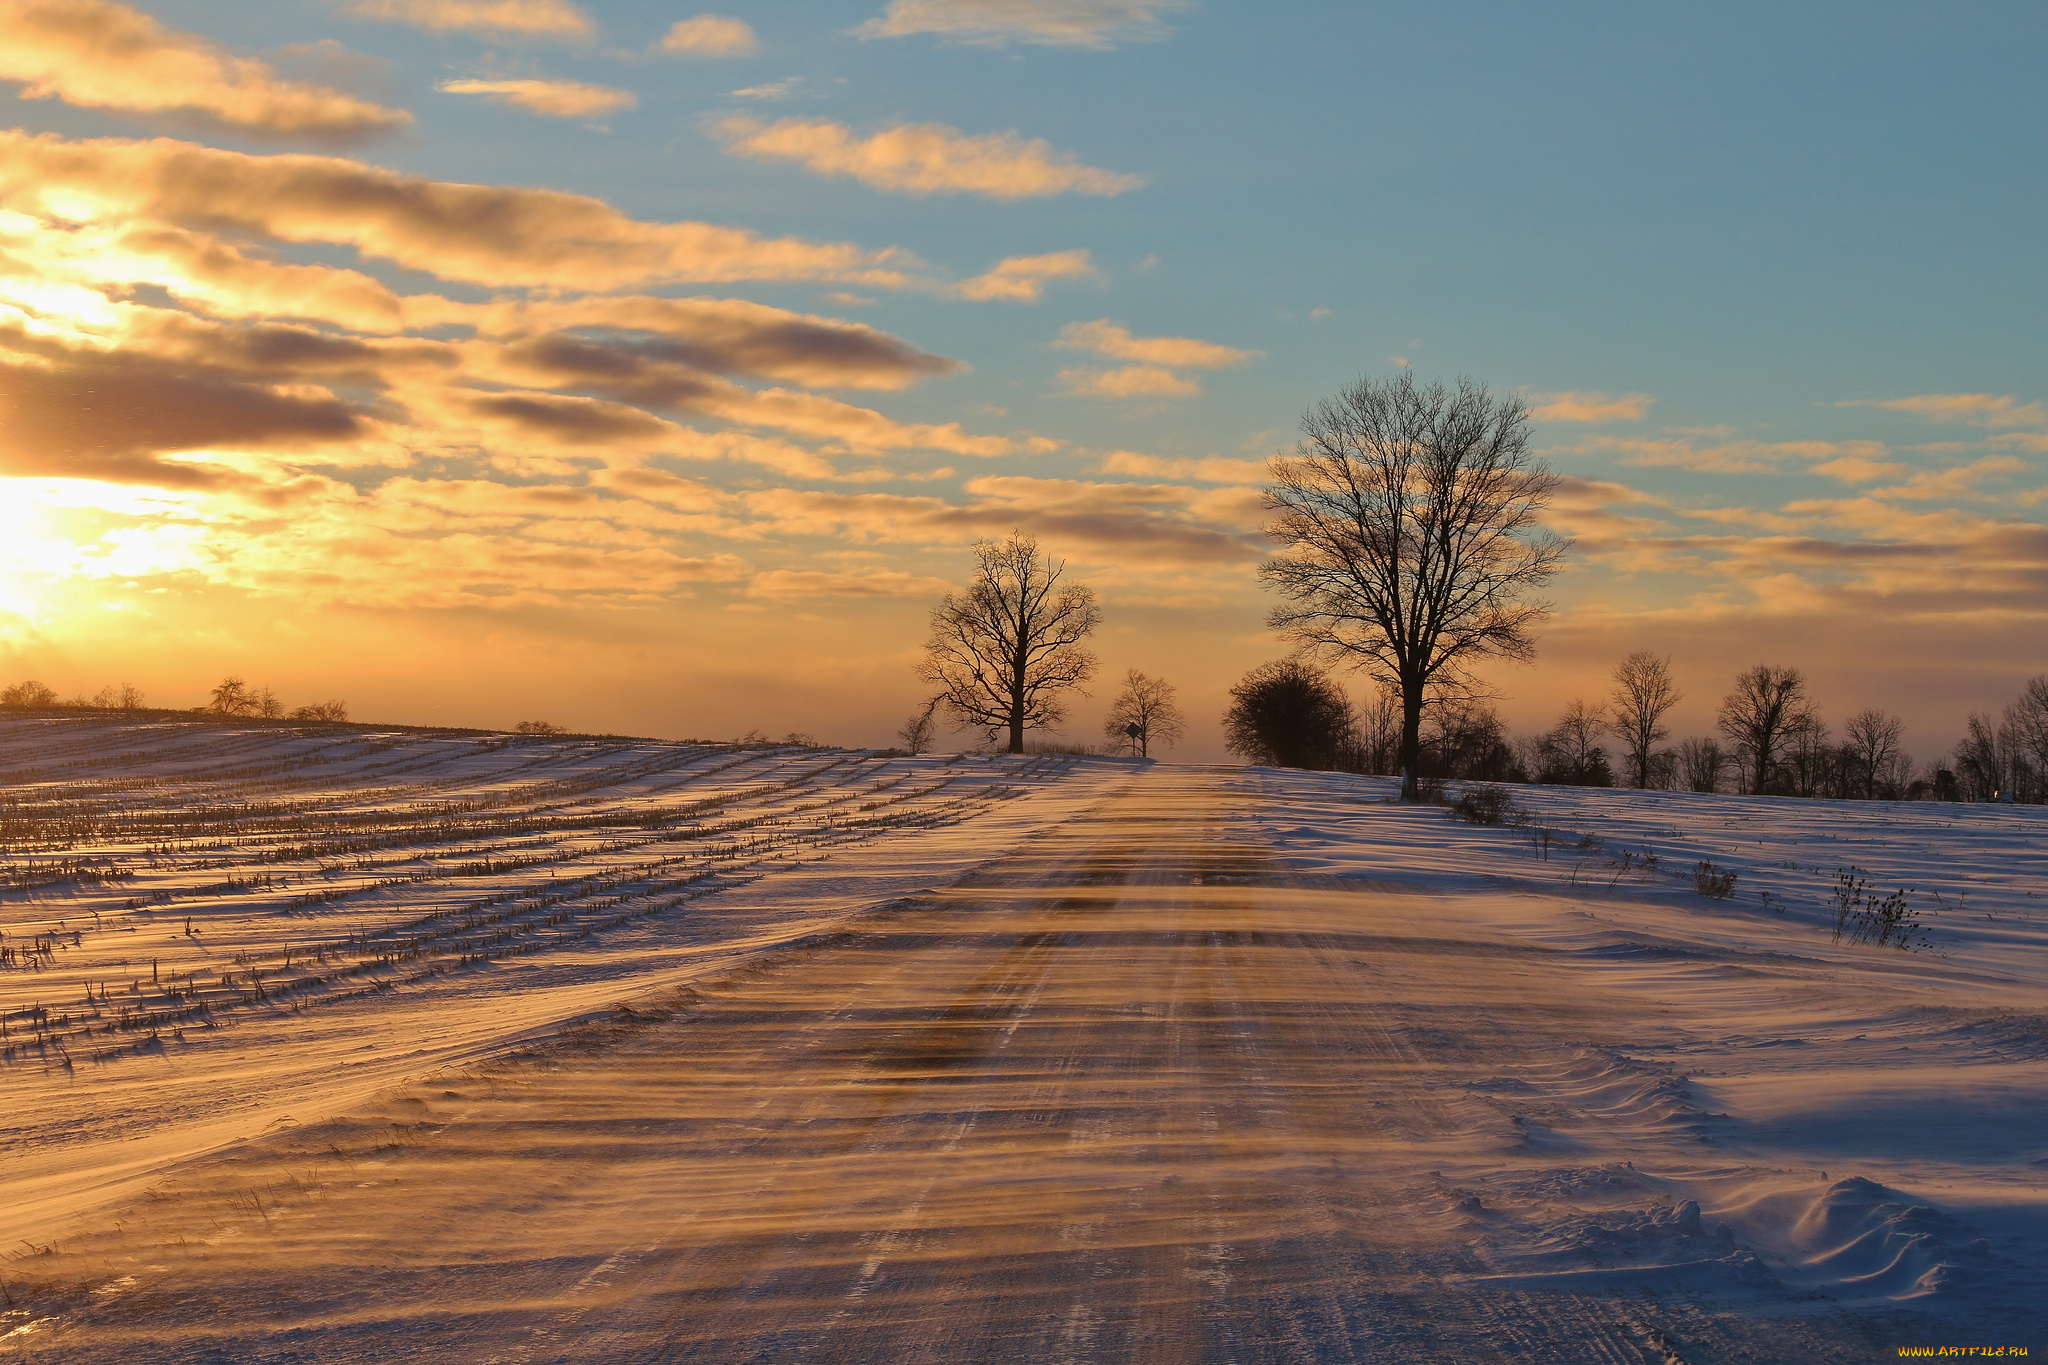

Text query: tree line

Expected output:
[0,676,348,723]
[1213,651,2041,802]
[902,372,2041,803]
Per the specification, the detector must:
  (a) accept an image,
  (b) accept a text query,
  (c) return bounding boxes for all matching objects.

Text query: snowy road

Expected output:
[14,764,2007,1362]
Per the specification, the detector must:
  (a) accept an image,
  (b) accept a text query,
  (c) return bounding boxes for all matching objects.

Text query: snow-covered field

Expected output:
[0,717,1107,1242]
[3,718,2043,1360]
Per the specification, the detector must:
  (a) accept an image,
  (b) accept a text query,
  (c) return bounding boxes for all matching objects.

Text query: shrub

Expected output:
[1449,783,1519,825]
[1832,866,1928,950]
[1694,860,1738,898]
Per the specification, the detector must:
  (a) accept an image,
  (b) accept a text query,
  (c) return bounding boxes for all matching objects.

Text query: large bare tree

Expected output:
[919,532,1101,754]
[1608,651,1684,788]
[1259,373,1570,799]
[1716,665,1818,794]
[1101,670,1186,758]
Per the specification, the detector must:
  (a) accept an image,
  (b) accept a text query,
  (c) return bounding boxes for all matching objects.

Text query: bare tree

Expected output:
[256,686,285,719]
[919,532,1101,754]
[1676,736,1728,793]
[207,676,258,716]
[1607,652,1684,789]
[1842,709,1905,800]
[1534,698,1613,786]
[2,680,58,708]
[290,700,350,722]
[514,720,563,735]
[1101,670,1186,758]
[1715,665,1819,794]
[1259,373,1569,800]
[1355,683,1401,775]
[896,699,940,755]
[1222,660,1357,770]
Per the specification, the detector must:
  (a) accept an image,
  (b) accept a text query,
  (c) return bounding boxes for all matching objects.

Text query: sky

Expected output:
[0,0,2043,759]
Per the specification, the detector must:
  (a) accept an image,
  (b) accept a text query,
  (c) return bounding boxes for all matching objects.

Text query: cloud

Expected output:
[950,249,1094,302]
[437,294,959,389]
[1560,434,1891,477]
[661,14,757,56]
[347,0,592,38]
[745,475,1263,567]
[1097,451,1266,483]
[439,78,634,119]
[1058,364,1198,398]
[0,339,364,485]
[1053,318,1256,369]
[745,568,950,598]
[730,77,801,100]
[1844,393,2048,430]
[856,0,1193,48]
[1527,390,1654,423]
[1807,453,1908,484]
[0,0,411,141]
[0,132,915,291]
[711,116,1140,199]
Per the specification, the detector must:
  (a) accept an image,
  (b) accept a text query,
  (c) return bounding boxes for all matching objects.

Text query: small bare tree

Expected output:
[207,676,258,716]
[1608,652,1684,789]
[1676,736,1728,793]
[1533,699,1613,786]
[1101,670,1186,758]
[896,699,940,755]
[515,720,563,735]
[2,680,58,708]
[1716,665,1819,794]
[1842,709,1904,800]
[1260,373,1569,800]
[919,532,1101,754]
[290,700,350,722]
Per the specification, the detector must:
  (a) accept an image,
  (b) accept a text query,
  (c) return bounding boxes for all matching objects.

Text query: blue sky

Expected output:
[1,0,2043,755]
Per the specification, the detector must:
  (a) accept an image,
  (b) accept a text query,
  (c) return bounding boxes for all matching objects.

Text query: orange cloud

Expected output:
[0,132,915,291]
[745,568,952,599]
[1053,319,1257,369]
[1097,451,1267,483]
[439,78,634,119]
[436,294,958,389]
[1058,364,1198,398]
[0,0,411,141]
[1847,393,2048,429]
[856,0,1192,49]
[712,116,1141,199]
[1527,390,1654,423]
[661,14,757,55]
[349,0,592,38]
[949,249,1095,302]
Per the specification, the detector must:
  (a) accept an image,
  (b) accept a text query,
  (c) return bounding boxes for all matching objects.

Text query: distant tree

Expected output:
[1675,737,1728,793]
[255,687,285,719]
[1716,666,1819,795]
[290,700,350,722]
[919,532,1101,754]
[1354,684,1401,776]
[1950,712,2010,802]
[207,676,259,716]
[1101,670,1186,758]
[1222,660,1358,770]
[2,680,58,708]
[1841,709,1905,800]
[896,700,940,755]
[86,683,145,710]
[1534,699,1613,786]
[1422,702,1524,782]
[1259,372,1570,800]
[781,731,819,747]
[1607,652,1684,789]
[514,720,564,735]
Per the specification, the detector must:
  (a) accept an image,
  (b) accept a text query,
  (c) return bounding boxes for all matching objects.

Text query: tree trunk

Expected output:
[1398,677,1425,801]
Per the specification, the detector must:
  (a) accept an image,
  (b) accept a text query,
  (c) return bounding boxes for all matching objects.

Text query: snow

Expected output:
[2,722,2042,1358]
